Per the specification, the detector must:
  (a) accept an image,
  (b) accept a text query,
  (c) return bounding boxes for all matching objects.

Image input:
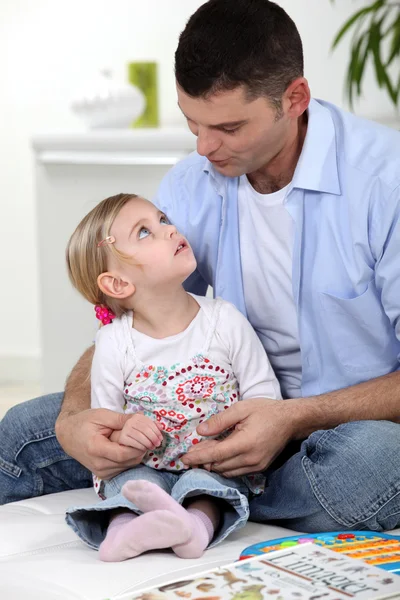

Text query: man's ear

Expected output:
[283,76,310,119]
[97,272,135,300]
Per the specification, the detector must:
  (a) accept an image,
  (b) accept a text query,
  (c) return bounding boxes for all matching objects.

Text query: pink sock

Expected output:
[122,480,217,559]
[172,508,215,559]
[98,509,190,562]
[99,511,135,561]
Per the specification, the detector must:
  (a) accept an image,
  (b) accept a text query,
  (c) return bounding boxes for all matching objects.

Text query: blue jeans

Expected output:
[66,465,250,549]
[1,393,400,533]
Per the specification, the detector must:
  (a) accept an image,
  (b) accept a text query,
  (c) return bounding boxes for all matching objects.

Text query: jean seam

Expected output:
[65,514,99,550]
[36,455,75,470]
[301,455,352,528]
[105,469,174,496]
[209,513,248,548]
[376,507,400,523]
[313,429,335,462]
[34,471,44,497]
[14,431,56,461]
[363,490,400,527]
[0,432,58,479]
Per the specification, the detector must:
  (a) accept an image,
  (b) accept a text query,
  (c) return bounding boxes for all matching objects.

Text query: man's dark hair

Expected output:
[175,0,304,109]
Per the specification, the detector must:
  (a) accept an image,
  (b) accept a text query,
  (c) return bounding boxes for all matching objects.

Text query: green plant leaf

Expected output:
[345,31,368,108]
[352,33,370,96]
[369,18,386,87]
[369,18,398,104]
[332,0,385,48]
[331,0,400,108]
[386,14,400,65]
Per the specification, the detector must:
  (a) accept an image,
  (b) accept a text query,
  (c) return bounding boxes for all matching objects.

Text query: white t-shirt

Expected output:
[238,175,302,399]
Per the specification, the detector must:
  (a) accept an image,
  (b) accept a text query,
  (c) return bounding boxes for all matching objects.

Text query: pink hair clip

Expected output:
[97,235,115,248]
[95,304,116,325]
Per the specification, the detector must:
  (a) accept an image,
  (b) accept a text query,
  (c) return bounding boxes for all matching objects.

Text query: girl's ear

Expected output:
[97,272,135,300]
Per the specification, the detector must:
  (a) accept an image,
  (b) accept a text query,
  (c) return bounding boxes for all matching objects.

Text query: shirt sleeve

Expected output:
[373,183,400,352]
[216,301,282,400]
[91,324,126,412]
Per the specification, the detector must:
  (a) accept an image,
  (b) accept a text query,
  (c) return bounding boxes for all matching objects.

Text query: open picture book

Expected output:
[107,541,400,600]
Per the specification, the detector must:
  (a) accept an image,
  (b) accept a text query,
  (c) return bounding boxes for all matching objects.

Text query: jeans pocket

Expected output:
[302,422,400,528]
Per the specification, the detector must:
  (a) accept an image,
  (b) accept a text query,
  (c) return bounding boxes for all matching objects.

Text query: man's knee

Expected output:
[0,393,65,504]
[1,393,63,436]
[302,420,400,530]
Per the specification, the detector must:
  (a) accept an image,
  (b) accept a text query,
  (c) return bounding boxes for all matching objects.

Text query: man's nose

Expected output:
[196,128,221,157]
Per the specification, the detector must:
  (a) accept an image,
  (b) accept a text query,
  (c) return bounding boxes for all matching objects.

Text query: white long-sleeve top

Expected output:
[91,294,281,487]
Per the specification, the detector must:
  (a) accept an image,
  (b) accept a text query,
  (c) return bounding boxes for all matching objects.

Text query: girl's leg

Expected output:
[122,481,220,558]
[176,495,221,558]
[67,466,190,561]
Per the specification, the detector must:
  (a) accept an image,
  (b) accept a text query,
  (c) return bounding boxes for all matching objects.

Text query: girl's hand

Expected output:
[119,413,164,451]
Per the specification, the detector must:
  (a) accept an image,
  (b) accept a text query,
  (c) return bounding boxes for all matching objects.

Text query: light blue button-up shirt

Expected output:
[155,99,400,398]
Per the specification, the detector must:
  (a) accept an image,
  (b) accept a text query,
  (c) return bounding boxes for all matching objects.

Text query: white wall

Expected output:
[0,0,397,380]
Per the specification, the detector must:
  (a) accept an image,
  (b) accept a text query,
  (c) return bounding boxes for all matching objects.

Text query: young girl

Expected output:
[65,193,281,562]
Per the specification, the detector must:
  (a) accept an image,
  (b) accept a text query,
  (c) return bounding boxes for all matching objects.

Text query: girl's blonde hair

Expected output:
[66,193,139,317]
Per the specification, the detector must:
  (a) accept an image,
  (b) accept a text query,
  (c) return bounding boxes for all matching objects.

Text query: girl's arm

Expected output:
[91,325,126,411]
[91,325,127,444]
[218,301,282,401]
[93,325,163,451]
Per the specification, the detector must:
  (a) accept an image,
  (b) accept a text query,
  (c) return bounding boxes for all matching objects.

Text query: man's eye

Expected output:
[222,127,239,134]
[138,227,150,239]
[160,216,170,225]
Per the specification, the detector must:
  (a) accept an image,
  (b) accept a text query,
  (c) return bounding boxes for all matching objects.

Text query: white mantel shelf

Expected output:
[32,127,196,166]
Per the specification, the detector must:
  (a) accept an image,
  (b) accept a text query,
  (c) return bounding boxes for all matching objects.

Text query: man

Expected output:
[1,0,400,533]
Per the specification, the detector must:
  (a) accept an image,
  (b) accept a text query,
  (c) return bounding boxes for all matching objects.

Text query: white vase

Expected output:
[70,69,146,129]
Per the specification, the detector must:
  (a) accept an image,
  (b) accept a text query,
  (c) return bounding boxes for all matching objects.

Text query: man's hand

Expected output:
[119,414,163,451]
[186,438,220,471]
[181,398,296,478]
[55,408,149,480]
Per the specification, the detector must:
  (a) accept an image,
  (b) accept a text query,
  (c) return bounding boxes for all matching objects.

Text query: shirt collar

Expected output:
[291,98,341,195]
[202,97,341,196]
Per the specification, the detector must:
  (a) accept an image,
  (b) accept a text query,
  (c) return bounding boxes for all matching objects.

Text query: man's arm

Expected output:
[56,346,93,422]
[293,369,400,438]
[182,370,400,478]
[55,346,143,479]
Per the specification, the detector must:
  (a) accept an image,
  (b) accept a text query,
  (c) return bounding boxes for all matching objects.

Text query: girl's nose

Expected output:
[164,224,177,238]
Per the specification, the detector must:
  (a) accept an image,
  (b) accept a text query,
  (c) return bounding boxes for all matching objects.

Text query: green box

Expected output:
[128,61,159,128]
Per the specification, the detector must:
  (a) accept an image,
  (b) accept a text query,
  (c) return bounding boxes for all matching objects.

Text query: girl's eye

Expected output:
[138,227,150,239]
[160,215,170,225]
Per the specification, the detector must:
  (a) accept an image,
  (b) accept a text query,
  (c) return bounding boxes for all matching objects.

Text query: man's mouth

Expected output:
[209,157,230,164]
